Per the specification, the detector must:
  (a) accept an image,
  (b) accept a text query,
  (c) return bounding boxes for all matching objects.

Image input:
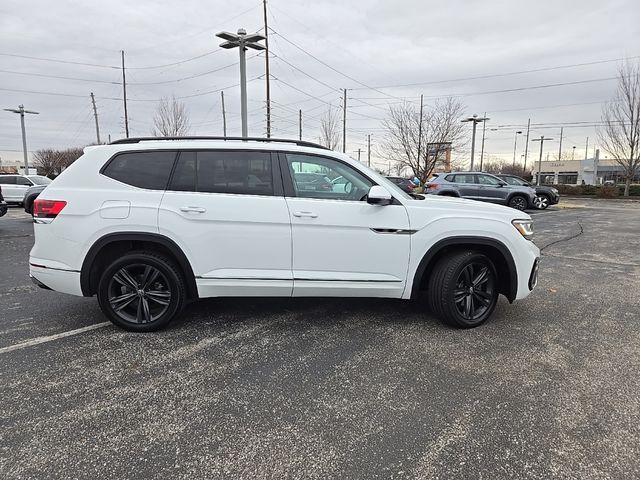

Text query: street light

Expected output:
[216,28,266,138]
[461,114,489,171]
[572,145,576,160]
[531,136,553,185]
[4,105,39,173]
[512,130,523,166]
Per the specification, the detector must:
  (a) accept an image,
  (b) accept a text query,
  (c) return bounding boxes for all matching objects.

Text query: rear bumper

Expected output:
[29,263,83,296]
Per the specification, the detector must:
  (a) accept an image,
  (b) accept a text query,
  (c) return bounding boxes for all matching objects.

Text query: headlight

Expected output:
[512,219,534,240]
[551,188,559,194]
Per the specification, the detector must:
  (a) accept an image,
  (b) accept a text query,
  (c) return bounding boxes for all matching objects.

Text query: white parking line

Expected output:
[0,322,110,354]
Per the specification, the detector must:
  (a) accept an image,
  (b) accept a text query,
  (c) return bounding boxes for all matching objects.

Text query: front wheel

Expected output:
[508,195,528,211]
[97,251,185,332]
[427,251,499,328]
[533,194,550,210]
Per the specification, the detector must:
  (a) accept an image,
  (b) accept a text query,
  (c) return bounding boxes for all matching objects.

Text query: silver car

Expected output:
[425,172,536,211]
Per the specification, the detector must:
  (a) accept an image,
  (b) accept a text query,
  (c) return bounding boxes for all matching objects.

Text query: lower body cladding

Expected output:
[29,264,83,296]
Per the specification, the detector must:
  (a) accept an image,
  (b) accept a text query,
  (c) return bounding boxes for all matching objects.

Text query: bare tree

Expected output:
[32,147,84,176]
[319,106,341,150]
[382,97,466,183]
[598,61,640,196]
[152,96,191,137]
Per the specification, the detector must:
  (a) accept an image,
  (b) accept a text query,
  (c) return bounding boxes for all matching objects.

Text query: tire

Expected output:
[427,251,499,328]
[508,195,528,211]
[533,194,550,210]
[97,251,185,332]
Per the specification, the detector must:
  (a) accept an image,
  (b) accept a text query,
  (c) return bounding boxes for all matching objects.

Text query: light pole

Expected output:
[216,29,266,138]
[512,130,523,166]
[572,145,576,160]
[532,136,553,185]
[4,105,39,173]
[461,114,489,171]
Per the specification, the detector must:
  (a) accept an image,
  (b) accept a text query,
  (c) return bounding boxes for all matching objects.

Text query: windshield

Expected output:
[28,175,52,185]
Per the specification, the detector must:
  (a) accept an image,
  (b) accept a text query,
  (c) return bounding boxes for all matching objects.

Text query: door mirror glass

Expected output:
[367,185,392,205]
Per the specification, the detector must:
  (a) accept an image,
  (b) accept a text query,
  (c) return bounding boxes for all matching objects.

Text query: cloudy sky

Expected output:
[1,0,638,171]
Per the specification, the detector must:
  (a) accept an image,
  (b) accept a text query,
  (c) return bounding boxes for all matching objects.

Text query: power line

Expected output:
[0,52,119,69]
[125,50,222,70]
[352,55,639,90]
[0,69,120,84]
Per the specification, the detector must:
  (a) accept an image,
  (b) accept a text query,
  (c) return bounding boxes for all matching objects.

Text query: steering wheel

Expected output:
[344,181,353,195]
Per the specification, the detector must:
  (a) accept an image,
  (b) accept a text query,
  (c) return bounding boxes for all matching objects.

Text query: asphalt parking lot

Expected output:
[1,199,639,479]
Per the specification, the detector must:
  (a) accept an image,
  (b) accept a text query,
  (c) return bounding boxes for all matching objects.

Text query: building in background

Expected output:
[428,142,452,173]
[531,150,639,185]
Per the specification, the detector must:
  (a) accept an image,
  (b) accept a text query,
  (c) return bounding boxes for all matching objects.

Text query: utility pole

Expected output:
[479,111,487,170]
[557,127,563,160]
[523,118,531,174]
[512,130,523,166]
[572,145,576,160]
[90,92,101,144]
[367,134,371,167]
[3,104,39,174]
[532,136,553,185]
[461,114,489,171]
[417,94,424,164]
[342,88,347,153]
[121,51,129,138]
[299,109,302,140]
[585,136,589,160]
[262,0,271,138]
[356,148,361,161]
[217,29,266,138]
[221,91,227,137]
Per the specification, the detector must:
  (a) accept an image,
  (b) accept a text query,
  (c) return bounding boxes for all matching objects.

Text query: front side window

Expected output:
[477,174,501,185]
[103,151,176,190]
[169,150,273,196]
[286,154,373,201]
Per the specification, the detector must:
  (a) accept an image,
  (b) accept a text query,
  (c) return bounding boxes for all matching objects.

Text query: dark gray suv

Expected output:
[425,172,536,211]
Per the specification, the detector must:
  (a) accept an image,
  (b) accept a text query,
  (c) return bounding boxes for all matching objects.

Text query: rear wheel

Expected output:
[427,251,499,328]
[533,194,550,210]
[97,251,185,332]
[508,195,528,211]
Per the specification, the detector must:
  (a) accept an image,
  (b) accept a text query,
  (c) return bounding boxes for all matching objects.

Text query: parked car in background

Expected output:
[0,186,8,218]
[495,174,560,210]
[425,172,536,211]
[23,184,48,215]
[293,172,332,192]
[0,174,51,205]
[386,176,415,194]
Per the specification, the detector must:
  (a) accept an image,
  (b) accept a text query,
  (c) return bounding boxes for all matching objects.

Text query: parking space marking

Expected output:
[0,322,110,354]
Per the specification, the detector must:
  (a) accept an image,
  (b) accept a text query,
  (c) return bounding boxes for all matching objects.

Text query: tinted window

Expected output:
[477,174,501,185]
[103,151,176,190]
[286,154,373,201]
[27,176,52,185]
[502,176,526,186]
[453,174,475,184]
[0,176,16,184]
[169,150,273,196]
[16,176,32,186]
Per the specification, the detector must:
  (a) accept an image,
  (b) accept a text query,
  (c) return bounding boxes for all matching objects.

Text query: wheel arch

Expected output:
[411,236,518,302]
[80,232,198,299]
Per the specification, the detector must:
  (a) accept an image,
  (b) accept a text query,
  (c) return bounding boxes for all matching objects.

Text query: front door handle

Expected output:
[180,206,206,213]
[292,211,318,218]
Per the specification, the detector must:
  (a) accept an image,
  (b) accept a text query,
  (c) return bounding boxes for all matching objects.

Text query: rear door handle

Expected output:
[292,211,318,218]
[180,206,206,213]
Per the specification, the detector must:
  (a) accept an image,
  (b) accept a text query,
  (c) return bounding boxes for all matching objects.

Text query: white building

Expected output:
[531,152,637,185]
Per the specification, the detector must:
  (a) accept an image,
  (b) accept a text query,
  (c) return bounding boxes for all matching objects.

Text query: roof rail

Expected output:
[109,136,329,150]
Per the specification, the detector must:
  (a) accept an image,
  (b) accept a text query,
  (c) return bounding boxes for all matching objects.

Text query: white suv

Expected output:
[0,174,51,204]
[29,137,540,332]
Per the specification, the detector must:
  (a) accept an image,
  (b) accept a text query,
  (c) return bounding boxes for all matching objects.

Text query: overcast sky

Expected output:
[1,0,638,171]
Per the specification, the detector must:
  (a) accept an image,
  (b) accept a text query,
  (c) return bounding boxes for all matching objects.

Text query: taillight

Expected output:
[426,183,439,190]
[33,199,67,219]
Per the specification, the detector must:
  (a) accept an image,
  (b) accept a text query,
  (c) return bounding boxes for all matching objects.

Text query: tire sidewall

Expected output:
[446,253,499,328]
[97,253,184,332]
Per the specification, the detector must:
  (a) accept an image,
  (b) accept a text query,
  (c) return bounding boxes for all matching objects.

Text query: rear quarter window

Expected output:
[102,151,177,190]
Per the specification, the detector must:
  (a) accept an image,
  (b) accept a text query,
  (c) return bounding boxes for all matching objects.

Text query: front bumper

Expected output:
[0,201,7,217]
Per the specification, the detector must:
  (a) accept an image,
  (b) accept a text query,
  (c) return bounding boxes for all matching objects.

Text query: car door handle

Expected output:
[292,211,318,218]
[179,206,206,213]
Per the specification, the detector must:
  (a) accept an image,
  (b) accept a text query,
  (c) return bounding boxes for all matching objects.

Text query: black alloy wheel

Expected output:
[427,251,499,328]
[533,194,550,210]
[508,195,528,211]
[98,251,185,331]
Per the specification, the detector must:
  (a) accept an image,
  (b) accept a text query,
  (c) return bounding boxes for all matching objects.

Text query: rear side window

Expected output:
[169,150,273,196]
[453,174,475,183]
[103,151,177,190]
[0,176,16,184]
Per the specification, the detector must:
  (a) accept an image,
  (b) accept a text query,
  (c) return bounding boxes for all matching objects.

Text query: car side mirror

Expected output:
[367,185,393,205]
[498,181,507,187]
